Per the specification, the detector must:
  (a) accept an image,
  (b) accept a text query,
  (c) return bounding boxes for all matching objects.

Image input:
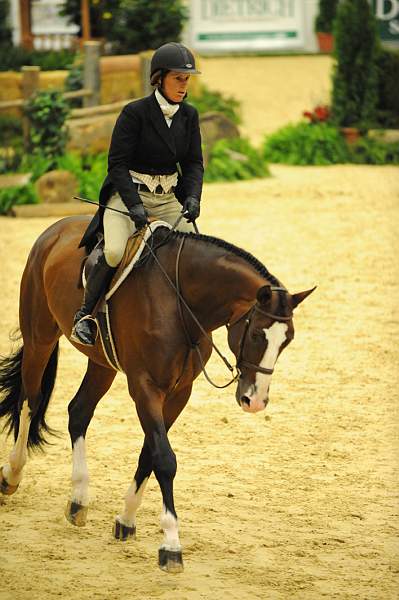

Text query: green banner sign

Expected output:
[372,0,399,41]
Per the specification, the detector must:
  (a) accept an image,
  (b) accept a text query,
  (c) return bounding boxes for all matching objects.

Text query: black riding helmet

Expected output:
[150,42,201,79]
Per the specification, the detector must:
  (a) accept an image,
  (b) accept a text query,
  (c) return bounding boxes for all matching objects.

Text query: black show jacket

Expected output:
[79,91,204,251]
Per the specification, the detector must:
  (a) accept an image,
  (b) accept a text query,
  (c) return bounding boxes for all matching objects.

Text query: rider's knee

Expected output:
[104,246,123,268]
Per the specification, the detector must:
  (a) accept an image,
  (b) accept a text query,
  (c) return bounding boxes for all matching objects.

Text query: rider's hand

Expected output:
[183,196,200,223]
[129,203,149,230]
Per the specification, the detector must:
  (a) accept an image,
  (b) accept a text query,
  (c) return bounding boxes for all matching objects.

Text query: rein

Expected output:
[75,197,290,388]
[124,223,240,387]
[142,226,292,388]
[175,236,240,389]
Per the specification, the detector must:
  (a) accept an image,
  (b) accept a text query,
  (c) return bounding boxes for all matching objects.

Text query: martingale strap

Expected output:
[97,303,124,372]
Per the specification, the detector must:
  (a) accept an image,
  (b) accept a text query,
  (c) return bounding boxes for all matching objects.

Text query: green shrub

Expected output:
[315,0,339,33]
[263,122,349,165]
[375,48,399,128]
[64,54,84,107]
[0,0,12,46]
[57,152,107,199]
[0,184,38,215]
[190,85,241,125]
[263,121,399,165]
[25,90,70,168]
[108,0,187,54]
[347,137,399,165]
[205,137,269,183]
[331,0,379,129]
[0,47,76,71]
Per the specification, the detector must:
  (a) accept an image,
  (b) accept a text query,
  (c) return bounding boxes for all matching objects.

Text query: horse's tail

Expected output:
[0,337,59,449]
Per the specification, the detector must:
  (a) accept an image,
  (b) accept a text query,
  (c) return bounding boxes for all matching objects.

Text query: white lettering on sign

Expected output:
[375,0,399,20]
[390,19,399,32]
[200,0,296,20]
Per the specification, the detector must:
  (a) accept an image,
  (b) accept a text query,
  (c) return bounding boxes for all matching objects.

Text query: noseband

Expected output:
[234,291,292,377]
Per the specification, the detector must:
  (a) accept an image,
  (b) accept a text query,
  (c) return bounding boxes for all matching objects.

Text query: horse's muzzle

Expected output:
[236,383,268,413]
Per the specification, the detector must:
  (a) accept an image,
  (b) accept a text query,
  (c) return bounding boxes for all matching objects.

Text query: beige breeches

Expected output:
[103,191,194,267]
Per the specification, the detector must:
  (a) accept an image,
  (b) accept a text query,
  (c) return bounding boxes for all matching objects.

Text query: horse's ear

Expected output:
[291,286,317,309]
[256,285,272,305]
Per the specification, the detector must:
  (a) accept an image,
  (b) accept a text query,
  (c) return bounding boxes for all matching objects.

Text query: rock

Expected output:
[67,113,118,153]
[199,112,240,165]
[35,170,79,204]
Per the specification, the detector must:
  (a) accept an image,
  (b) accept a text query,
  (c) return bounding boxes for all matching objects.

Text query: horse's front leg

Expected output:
[113,440,152,540]
[131,383,183,573]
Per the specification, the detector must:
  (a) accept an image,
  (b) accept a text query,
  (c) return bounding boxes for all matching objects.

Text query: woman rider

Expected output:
[71,42,204,346]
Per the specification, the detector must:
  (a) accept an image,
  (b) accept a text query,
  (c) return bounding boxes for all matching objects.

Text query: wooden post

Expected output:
[19,0,33,49]
[83,41,101,107]
[139,50,153,97]
[81,0,91,41]
[22,65,40,150]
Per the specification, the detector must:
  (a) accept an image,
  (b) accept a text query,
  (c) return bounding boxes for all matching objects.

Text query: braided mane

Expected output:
[171,231,281,287]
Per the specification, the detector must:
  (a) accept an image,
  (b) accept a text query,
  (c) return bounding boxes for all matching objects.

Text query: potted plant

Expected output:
[315,0,339,53]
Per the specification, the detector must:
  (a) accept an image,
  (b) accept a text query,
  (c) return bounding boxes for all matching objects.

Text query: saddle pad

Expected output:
[106,220,171,300]
[82,220,171,299]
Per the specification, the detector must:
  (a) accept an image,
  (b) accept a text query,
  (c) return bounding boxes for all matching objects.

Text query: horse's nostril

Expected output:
[241,395,251,406]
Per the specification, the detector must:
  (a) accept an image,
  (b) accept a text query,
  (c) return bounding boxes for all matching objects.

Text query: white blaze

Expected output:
[241,322,288,412]
[255,322,288,399]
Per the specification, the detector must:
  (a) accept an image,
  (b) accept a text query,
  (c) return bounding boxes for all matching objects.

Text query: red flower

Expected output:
[303,105,330,123]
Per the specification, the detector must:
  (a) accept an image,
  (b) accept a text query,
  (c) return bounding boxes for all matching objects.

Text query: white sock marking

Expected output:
[71,436,89,506]
[160,506,181,551]
[118,477,149,528]
[4,401,31,486]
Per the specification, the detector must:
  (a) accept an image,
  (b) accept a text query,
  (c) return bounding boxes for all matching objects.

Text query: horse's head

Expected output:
[228,285,315,413]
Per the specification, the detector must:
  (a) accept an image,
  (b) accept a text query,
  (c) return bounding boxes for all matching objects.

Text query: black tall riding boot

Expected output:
[71,253,116,346]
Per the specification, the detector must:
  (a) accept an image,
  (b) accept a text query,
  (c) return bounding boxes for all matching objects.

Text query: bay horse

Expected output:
[0,216,314,573]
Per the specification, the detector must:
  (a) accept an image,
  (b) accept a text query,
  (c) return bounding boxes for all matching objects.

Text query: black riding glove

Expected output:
[129,203,149,230]
[183,196,200,223]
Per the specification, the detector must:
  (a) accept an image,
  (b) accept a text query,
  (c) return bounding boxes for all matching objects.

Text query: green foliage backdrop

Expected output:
[331,0,379,128]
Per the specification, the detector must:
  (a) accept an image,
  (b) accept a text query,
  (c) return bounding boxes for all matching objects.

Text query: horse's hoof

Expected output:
[0,467,19,496]
[113,516,136,541]
[65,500,88,526]
[158,548,184,573]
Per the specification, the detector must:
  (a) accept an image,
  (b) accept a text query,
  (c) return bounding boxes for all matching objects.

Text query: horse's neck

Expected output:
[180,239,267,331]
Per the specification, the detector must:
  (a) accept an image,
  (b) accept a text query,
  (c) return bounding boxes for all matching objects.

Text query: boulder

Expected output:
[35,170,79,204]
[67,113,118,153]
[199,112,240,165]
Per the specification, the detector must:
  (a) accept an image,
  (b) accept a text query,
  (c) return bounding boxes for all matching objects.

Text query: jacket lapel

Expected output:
[148,92,176,155]
[170,107,187,144]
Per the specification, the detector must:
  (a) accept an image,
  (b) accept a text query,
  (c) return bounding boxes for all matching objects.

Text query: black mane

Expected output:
[171,230,281,287]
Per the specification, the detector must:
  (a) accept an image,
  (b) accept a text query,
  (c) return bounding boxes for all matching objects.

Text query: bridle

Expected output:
[137,228,292,389]
[233,300,292,377]
[174,237,292,387]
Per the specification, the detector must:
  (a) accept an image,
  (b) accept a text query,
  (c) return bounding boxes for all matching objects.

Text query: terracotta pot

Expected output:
[316,32,334,53]
[341,127,361,145]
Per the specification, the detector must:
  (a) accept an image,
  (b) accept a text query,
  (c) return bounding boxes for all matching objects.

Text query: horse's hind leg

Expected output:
[1,337,60,495]
[66,359,116,526]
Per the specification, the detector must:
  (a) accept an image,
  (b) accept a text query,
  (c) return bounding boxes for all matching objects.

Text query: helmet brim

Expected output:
[168,67,202,75]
